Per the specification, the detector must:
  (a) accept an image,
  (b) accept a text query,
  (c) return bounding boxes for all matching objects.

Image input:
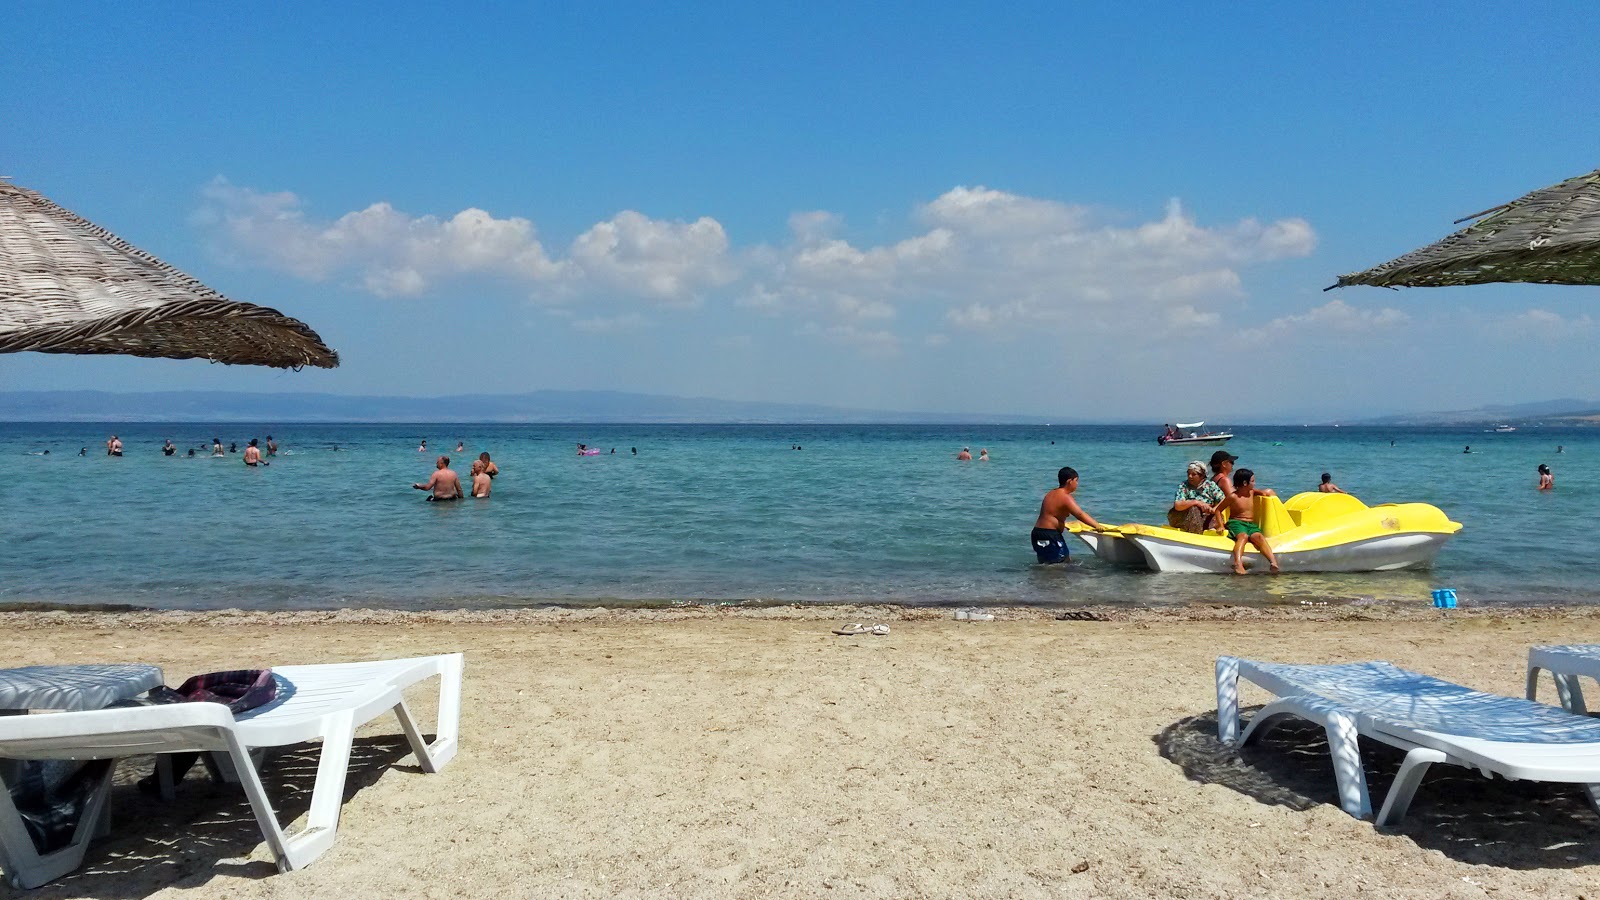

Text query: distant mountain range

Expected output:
[1352,398,1600,427]
[0,390,1060,425]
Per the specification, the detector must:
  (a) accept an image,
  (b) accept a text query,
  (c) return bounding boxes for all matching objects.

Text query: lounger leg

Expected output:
[232,710,357,873]
[394,655,462,773]
[1561,674,1590,716]
[1324,711,1372,819]
[1526,665,1545,702]
[1582,783,1600,817]
[1375,747,1446,826]
[0,760,117,889]
[1216,657,1241,745]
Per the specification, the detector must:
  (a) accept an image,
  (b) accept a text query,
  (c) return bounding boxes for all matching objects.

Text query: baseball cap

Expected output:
[1209,449,1238,466]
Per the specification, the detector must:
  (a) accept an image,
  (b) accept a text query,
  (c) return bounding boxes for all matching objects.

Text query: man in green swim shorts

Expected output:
[1219,468,1280,575]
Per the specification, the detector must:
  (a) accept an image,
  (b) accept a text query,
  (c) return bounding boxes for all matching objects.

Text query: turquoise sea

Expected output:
[0,423,1590,611]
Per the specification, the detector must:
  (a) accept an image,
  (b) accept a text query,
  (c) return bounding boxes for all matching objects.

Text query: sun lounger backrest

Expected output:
[0,703,237,760]
[1246,660,1600,743]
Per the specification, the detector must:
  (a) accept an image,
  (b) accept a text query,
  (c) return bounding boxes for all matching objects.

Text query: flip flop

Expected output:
[870,624,890,636]
[832,623,869,636]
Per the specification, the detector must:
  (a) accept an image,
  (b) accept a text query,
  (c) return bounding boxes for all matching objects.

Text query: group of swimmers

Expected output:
[100,434,279,461]
[412,452,498,500]
[956,447,990,461]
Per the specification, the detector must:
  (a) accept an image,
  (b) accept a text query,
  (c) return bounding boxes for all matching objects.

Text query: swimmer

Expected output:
[186,448,195,457]
[470,460,492,498]
[478,452,498,479]
[229,442,237,454]
[957,446,972,461]
[243,439,267,467]
[418,439,427,453]
[632,447,637,456]
[1558,445,1565,454]
[266,435,277,456]
[78,448,86,457]
[978,449,989,462]
[455,441,464,452]
[413,456,464,500]
[1463,445,1472,454]
[1317,472,1345,494]
[107,435,122,457]
[162,439,175,457]
[212,438,224,457]
[1539,463,1554,491]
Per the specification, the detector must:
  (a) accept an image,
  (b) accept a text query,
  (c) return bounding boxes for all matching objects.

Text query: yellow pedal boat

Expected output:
[1070,492,1462,574]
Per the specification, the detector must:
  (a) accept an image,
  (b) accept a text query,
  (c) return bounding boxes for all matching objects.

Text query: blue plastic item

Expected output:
[1431,588,1458,609]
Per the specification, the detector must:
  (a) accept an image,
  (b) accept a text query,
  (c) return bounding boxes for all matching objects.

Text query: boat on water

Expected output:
[1157,421,1234,446]
[1069,491,1461,574]
[1492,424,1517,433]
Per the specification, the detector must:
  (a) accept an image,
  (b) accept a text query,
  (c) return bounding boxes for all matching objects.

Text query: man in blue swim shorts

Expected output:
[1031,466,1106,564]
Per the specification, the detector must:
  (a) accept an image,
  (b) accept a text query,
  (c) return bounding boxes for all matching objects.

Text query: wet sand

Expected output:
[6,604,1600,899]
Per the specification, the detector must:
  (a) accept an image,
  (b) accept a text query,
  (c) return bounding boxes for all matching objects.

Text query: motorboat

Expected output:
[1493,424,1517,433]
[1157,421,1234,446]
[1070,492,1462,574]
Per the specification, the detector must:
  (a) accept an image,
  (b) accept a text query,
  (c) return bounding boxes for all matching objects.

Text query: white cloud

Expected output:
[1242,299,1409,342]
[571,313,649,333]
[1493,308,1596,339]
[198,179,1316,344]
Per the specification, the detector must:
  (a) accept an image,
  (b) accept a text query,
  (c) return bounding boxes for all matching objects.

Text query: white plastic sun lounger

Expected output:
[1216,656,1600,826]
[0,653,462,889]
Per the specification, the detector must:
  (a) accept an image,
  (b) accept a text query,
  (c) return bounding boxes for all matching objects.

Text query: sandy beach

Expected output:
[7,604,1600,899]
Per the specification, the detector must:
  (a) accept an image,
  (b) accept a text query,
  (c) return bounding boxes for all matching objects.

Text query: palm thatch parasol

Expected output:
[1329,167,1600,290]
[0,180,338,368]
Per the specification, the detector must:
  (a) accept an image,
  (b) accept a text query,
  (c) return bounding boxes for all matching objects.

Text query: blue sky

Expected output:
[2,3,1597,420]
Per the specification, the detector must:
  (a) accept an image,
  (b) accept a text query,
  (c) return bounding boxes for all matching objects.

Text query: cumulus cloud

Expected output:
[197,178,725,305]
[198,179,1317,343]
[1242,299,1409,342]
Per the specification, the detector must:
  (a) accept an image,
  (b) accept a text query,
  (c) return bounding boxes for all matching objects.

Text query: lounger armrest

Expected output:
[0,704,238,760]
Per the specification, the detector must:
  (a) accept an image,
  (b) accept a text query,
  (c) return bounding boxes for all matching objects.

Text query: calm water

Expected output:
[0,423,1591,611]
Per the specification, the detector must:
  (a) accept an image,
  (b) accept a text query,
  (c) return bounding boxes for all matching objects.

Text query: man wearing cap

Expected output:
[1169,460,1223,533]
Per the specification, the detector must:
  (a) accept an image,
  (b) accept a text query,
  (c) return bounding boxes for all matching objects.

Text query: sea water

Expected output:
[0,423,1590,611]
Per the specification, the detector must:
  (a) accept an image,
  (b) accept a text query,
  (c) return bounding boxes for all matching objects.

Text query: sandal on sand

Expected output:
[870,624,890,636]
[833,623,870,636]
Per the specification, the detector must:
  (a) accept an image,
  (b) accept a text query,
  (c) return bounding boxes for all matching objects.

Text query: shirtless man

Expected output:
[478,452,498,479]
[1031,466,1105,564]
[1220,468,1279,575]
[470,460,492,498]
[956,447,972,461]
[243,439,265,467]
[1318,472,1345,493]
[413,456,464,500]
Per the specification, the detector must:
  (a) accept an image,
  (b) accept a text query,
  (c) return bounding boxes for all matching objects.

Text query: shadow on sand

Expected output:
[1156,708,1600,869]
[19,734,416,899]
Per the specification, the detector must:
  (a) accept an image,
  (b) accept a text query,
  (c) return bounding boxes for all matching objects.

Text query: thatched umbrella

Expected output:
[0,180,338,368]
[1329,167,1600,290]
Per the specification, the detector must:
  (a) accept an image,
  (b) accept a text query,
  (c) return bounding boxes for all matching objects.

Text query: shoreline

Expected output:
[6,600,1600,629]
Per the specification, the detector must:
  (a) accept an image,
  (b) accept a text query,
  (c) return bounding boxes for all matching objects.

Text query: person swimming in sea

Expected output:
[1463,445,1472,454]
[1538,464,1554,491]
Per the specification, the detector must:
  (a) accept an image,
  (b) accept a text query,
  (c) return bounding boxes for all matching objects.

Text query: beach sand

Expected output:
[6,604,1600,899]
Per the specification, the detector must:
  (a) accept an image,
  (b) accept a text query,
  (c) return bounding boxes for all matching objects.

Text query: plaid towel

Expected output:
[159,669,277,714]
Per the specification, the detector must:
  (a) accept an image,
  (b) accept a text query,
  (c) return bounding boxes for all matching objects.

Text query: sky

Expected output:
[2,3,1598,421]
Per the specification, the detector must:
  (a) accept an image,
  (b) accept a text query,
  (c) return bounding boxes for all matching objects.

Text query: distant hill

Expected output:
[1354,398,1600,427]
[0,390,1060,425]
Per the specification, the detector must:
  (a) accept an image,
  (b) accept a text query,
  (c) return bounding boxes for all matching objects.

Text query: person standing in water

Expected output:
[1031,466,1105,564]
[413,456,464,500]
[957,447,972,461]
[243,439,266,467]
[470,460,492,497]
[1538,464,1554,491]
[1318,473,1345,493]
[162,439,175,457]
[266,435,278,457]
[978,449,990,461]
[478,452,498,479]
